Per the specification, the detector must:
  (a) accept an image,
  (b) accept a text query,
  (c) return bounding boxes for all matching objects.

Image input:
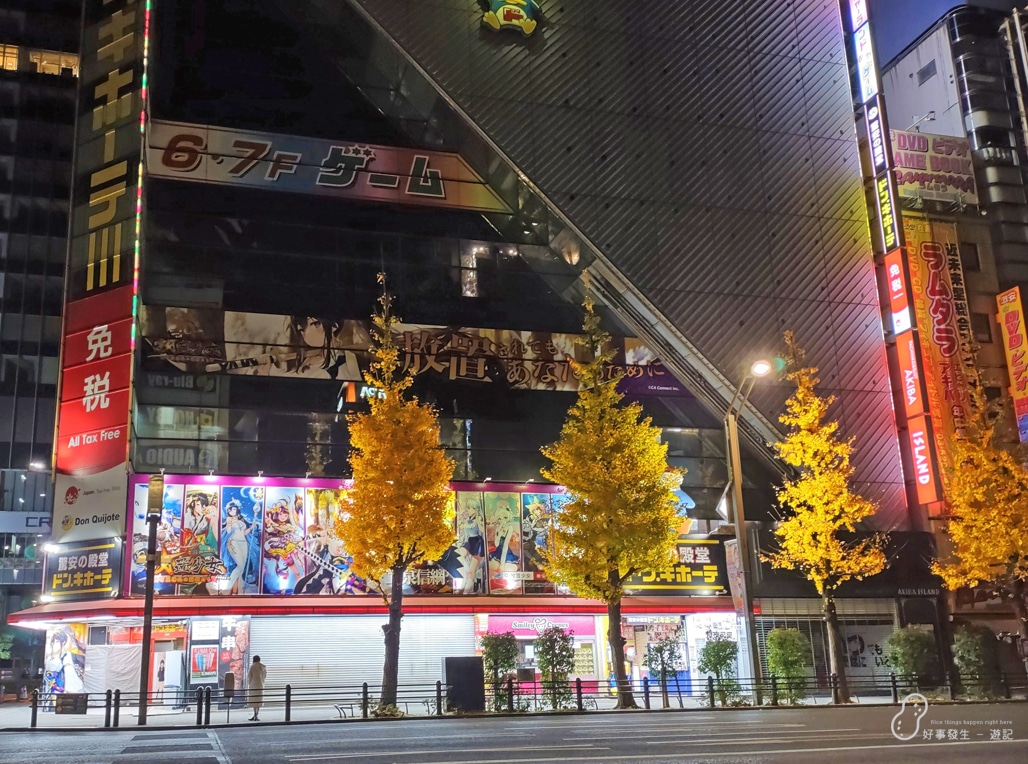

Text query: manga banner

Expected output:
[484,492,522,594]
[451,491,486,595]
[260,488,305,594]
[904,217,973,505]
[130,482,183,595]
[521,493,555,595]
[219,487,264,595]
[138,306,688,396]
[43,625,87,706]
[295,488,371,595]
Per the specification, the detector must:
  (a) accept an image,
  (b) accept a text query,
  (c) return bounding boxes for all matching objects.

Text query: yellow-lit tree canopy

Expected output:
[766,332,887,702]
[541,291,681,709]
[934,389,1028,645]
[337,275,455,710]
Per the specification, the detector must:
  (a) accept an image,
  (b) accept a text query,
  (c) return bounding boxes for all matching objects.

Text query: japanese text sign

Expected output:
[43,538,122,601]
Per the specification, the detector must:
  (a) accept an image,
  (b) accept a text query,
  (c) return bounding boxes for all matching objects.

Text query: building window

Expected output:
[960,242,981,272]
[972,312,993,343]
[0,44,17,71]
[28,49,78,77]
[917,59,937,85]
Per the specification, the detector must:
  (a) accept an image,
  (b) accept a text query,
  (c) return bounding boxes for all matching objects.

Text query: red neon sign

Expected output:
[907,416,940,505]
[896,332,924,418]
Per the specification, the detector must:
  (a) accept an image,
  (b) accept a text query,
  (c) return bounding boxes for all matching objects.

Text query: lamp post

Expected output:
[724,359,771,693]
[138,474,163,725]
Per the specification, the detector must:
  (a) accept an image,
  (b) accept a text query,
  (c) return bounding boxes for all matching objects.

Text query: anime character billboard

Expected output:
[43,625,86,704]
[450,491,487,595]
[219,486,264,595]
[485,492,522,594]
[131,482,183,595]
[261,488,305,594]
[294,488,371,595]
[521,493,555,594]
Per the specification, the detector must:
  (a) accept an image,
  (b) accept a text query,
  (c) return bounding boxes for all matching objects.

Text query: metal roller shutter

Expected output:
[249,615,475,691]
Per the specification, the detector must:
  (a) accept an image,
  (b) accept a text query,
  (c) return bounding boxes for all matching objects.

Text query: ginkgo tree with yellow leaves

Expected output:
[541,291,682,710]
[934,388,1028,663]
[765,332,887,703]
[336,275,456,712]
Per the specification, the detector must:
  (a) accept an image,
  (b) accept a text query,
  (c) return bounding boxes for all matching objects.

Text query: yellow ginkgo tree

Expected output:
[934,388,1028,659]
[336,275,455,712]
[541,291,682,709]
[765,332,887,703]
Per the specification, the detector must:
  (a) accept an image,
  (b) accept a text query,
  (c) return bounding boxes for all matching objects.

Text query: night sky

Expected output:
[869,0,1021,64]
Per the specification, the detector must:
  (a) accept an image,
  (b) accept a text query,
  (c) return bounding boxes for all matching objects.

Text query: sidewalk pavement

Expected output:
[0,691,910,731]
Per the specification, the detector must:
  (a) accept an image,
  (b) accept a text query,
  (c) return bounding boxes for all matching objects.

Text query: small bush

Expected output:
[480,631,520,711]
[952,625,1000,697]
[885,627,940,688]
[698,630,740,706]
[535,626,575,710]
[766,628,811,704]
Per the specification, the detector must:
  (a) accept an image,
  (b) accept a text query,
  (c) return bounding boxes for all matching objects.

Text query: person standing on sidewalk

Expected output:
[246,655,267,721]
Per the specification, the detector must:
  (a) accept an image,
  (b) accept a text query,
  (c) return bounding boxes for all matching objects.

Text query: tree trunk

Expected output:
[823,594,852,703]
[379,567,405,709]
[1012,579,1028,676]
[607,592,637,709]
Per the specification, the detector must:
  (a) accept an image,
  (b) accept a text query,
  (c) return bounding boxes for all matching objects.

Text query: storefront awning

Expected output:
[8,594,735,629]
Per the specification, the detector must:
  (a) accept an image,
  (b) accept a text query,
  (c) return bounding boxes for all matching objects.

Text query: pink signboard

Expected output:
[486,614,596,638]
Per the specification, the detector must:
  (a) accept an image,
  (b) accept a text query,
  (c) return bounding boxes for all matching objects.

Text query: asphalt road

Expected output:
[3,703,1027,763]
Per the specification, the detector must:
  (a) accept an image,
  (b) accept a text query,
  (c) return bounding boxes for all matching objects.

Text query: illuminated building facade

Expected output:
[8,1,948,698]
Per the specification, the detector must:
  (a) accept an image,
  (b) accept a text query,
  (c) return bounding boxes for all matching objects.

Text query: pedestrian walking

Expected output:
[246,655,267,721]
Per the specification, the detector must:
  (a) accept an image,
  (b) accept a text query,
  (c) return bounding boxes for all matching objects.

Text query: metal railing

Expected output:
[18,671,1028,729]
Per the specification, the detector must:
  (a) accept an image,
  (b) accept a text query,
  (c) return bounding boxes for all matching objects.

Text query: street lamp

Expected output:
[724,359,771,694]
[138,475,164,725]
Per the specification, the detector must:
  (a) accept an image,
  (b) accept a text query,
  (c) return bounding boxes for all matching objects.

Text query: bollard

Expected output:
[285,684,292,723]
[770,675,778,707]
[203,686,212,726]
[890,672,899,704]
[507,677,514,713]
[113,689,121,727]
[195,688,204,726]
[435,680,443,717]
[30,689,38,729]
[576,678,583,712]
[104,689,113,728]
[1001,672,1011,700]
[707,675,715,708]
[643,676,650,709]
[362,682,369,719]
[948,672,957,701]
[830,673,840,705]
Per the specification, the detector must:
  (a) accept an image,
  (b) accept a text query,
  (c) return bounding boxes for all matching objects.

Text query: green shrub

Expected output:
[535,626,575,710]
[698,630,740,706]
[885,627,940,688]
[952,625,999,697]
[766,628,811,704]
[480,631,519,711]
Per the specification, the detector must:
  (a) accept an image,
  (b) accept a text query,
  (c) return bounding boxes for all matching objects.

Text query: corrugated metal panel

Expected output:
[250,615,476,690]
[757,597,897,617]
[343,0,908,525]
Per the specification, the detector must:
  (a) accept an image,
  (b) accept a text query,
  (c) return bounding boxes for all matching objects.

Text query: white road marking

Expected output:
[285,744,603,761]
[409,737,1028,764]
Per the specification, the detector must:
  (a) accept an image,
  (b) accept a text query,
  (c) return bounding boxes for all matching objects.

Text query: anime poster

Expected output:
[521,493,555,595]
[294,488,370,595]
[451,492,486,595]
[485,492,522,594]
[43,625,86,705]
[183,487,220,555]
[260,488,305,594]
[219,486,264,595]
[130,482,184,595]
[190,645,218,682]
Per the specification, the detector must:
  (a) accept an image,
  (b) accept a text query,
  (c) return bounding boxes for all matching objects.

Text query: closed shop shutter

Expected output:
[249,615,475,692]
